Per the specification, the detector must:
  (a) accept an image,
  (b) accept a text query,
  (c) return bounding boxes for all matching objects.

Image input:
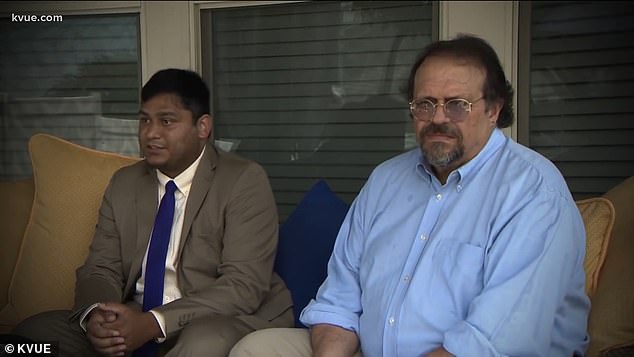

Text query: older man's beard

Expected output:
[418,123,464,168]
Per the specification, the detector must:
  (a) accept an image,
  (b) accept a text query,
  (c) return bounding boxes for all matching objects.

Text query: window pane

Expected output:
[0,13,141,180]
[525,1,634,199]
[202,1,434,220]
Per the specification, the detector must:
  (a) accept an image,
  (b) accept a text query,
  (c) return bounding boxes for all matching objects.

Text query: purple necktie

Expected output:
[135,180,176,357]
[143,180,177,312]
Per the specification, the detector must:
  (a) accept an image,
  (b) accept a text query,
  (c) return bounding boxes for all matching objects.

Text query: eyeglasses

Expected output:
[409,97,483,122]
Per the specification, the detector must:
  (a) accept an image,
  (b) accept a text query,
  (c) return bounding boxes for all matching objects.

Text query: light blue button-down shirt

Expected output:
[300,129,590,357]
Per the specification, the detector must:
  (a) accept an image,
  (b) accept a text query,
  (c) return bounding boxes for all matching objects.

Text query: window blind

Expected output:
[204,1,434,220]
[527,1,634,199]
[0,14,141,179]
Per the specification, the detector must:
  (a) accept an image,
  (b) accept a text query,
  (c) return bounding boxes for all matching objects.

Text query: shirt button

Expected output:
[388,317,395,325]
[403,275,410,283]
[420,234,427,241]
[457,184,462,192]
[436,193,442,201]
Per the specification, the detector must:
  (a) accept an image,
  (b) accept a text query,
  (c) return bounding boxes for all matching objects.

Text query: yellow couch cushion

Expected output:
[0,134,138,329]
[576,197,615,298]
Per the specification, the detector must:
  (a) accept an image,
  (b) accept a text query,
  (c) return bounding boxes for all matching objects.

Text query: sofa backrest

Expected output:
[0,134,139,331]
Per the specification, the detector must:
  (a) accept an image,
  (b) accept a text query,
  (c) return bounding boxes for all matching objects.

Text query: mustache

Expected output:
[419,123,461,139]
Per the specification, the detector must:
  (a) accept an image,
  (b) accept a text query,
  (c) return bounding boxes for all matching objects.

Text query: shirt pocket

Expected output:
[429,239,485,319]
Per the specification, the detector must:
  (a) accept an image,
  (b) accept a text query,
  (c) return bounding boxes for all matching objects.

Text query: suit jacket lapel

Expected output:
[130,165,158,286]
[177,145,217,259]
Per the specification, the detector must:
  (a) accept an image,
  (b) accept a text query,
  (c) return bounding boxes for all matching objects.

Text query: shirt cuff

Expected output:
[78,303,100,332]
[149,310,167,343]
[300,302,360,334]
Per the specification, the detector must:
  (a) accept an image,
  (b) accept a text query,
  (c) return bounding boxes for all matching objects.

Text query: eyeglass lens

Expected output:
[411,99,471,121]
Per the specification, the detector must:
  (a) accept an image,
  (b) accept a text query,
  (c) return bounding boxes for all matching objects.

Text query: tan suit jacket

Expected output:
[72,145,292,338]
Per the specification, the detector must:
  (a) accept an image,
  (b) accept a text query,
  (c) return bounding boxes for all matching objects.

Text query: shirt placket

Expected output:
[382,182,448,356]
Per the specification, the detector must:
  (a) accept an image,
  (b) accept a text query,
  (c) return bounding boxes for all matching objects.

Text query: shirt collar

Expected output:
[156,148,205,196]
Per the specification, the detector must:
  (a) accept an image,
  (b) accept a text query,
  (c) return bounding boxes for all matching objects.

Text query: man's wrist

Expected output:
[147,310,167,342]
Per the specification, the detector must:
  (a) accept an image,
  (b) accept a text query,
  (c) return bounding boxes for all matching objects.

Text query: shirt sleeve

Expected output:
[442,192,590,356]
[300,178,373,333]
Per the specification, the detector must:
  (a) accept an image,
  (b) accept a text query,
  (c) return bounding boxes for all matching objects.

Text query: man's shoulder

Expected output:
[213,147,266,175]
[501,140,572,197]
[373,149,419,174]
[205,147,273,191]
[505,141,561,176]
[360,149,420,193]
[214,147,257,165]
[110,159,148,180]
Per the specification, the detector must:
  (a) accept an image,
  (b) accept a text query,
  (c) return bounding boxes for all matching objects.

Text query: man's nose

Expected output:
[431,104,450,124]
[144,121,162,137]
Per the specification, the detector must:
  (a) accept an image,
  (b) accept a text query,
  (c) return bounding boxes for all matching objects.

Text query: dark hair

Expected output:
[406,34,514,128]
[141,68,210,121]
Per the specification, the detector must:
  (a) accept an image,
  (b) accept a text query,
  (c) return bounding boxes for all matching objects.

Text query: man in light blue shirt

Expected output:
[230,35,590,357]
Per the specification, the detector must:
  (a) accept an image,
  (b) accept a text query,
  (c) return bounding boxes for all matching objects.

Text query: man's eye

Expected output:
[413,101,432,111]
[447,100,469,112]
[420,102,434,111]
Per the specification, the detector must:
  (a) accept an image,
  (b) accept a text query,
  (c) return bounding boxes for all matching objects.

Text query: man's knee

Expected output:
[12,310,97,357]
[229,328,312,357]
[12,310,74,341]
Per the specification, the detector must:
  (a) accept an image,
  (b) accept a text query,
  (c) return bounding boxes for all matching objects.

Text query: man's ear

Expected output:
[197,114,213,139]
[487,100,503,126]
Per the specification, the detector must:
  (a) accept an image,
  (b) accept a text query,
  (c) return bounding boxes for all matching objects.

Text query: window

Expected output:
[0,13,141,180]
[519,1,634,199]
[201,1,435,220]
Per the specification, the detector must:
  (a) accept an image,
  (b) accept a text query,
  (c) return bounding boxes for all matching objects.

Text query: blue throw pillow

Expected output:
[275,180,350,328]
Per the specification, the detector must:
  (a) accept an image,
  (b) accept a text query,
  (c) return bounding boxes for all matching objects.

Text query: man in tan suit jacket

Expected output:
[13,68,293,356]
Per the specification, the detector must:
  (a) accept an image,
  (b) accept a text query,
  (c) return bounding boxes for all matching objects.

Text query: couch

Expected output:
[0,133,632,356]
